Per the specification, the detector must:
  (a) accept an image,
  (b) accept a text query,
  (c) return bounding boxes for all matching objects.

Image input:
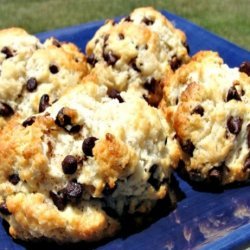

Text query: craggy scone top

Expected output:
[161,51,250,185]
[0,77,181,242]
[86,7,189,107]
[0,28,88,129]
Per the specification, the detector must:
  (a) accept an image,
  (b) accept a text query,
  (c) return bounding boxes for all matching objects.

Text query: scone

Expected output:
[0,77,181,242]
[0,28,88,130]
[161,51,250,185]
[86,7,189,107]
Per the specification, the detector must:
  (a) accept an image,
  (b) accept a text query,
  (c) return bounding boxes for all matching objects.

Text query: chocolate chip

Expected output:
[52,38,61,48]
[180,139,195,156]
[103,51,119,66]
[55,108,71,127]
[124,16,132,22]
[164,137,168,145]
[189,170,203,182]
[103,34,109,44]
[62,155,78,175]
[1,46,13,59]
[82,137,97,157]
[26,77,38,92]
[69,124,82,133]
[208,167,223,184]
[183,41,190,54]
[130,58,141,72]
[103,183,117,196]
[144,78,157,93]
[49,64,59,74]
[191,105,204,116]
[64,181,83,202]
[247,124,250,148]
[142,17,154,25]
[148,164,161,190]
[170,56,182,71]
[39,94,50,113]
[86,54,98,66]
[0,202,11,215]
[118,33,124,40]
[243,155,250,171]
[50,191,67,211]
[227,116,243,135]
[226,86,242,102]
[107,88,124,103]
[0,102,14,117]
[22,116,36,127]
[239,61,250,76]
[8,174,20,185]
[55,108,81,133]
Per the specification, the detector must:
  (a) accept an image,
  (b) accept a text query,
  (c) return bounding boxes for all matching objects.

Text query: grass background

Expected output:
[0,0,249,50]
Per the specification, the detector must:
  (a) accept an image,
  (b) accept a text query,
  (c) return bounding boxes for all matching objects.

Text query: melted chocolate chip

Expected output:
[180,139,195,156]
[107,88,124,103]
[1,46,13,59]
[239,61,250,76]
[148,164,161,190]
[170,56,182,71]
[8,174,20,185]
[191,105,204,116]
[130,58,141,72]
[39,94,50,113]
[208,167,223,184]
[50,191,67,211]
[226,86,242,102]
[247,124,250,148]
[142,17,154,25]
[86,54,98,66]
[124,16,132,22]
[52,38,61,48]
[119,33,124,40]
[82,137,97,157]
[69,124,82,133]
[0,102,14,117]
[49,64,59,74]
[0,202,11,215]
[62,155,78,175]
[26,77,38,92]
[227,116,243,135]
[22,116,36,127]
[64,181,83,202]
[55,108,71,127]
[144,78,157,93]
[103,51,119,66]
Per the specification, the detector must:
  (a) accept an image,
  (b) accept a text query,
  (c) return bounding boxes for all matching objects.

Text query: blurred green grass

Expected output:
[0,0,249,50]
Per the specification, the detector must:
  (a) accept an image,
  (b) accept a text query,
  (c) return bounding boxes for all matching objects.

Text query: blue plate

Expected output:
[1,11,250,250]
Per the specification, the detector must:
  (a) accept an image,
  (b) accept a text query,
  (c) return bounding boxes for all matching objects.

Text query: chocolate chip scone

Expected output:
[0,28,88,130]
[86,7,189,107]
[161,51,250,185]
[0,77,181,242]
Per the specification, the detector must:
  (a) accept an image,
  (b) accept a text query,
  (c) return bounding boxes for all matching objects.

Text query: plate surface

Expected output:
[1,11,250,250]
